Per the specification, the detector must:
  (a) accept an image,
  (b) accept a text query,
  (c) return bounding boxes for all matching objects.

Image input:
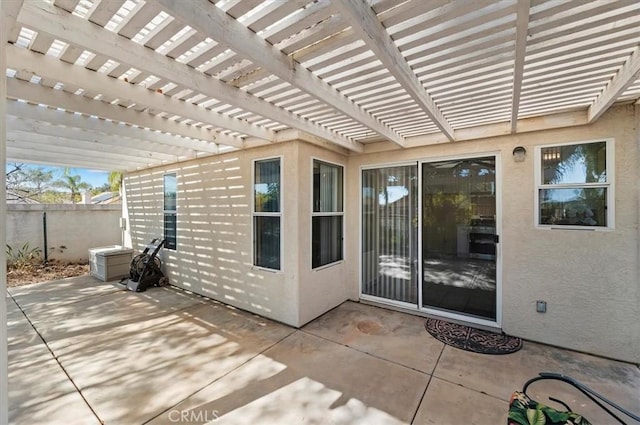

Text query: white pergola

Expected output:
[2,0,640,419]
[1,0,639,171]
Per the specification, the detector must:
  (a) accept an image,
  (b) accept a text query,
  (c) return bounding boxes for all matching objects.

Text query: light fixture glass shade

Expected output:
[512,146,526,162]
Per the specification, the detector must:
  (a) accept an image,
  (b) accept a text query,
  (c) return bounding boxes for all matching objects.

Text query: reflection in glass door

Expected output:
[362,165,417,304]
[421,157,497,320]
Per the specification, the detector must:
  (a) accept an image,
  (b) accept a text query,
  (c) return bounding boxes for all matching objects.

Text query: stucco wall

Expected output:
[346,105,640,363]
[6,204,122,262]
[295,143,352,326]
[123,143,301,326]
[123,141,356,327]
[122,105,639,362]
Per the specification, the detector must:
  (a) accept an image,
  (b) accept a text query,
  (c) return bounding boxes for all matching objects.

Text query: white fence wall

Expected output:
[7,204,122,262]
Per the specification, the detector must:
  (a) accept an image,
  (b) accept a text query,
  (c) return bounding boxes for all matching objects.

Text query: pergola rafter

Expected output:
[6,100,199,158]
[17,0,364,153]
[0,0,636,167]
[510,0,531,133]
[7,117,181,163]
[331,0,455,142]
[7,78,221,154]
[8,44,257,147]
[154,0,405,148]
[588,45,640,122]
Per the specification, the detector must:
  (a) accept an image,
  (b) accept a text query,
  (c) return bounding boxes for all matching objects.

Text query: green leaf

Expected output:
[540,406,570,423]
[508,409,529,425]
[527,408,546,425]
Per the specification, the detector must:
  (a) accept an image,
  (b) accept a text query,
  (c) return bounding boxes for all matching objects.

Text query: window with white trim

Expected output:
[312,160,343,268]
[537,140,613,229]
[163,173,177,250]
[253,158,281,270]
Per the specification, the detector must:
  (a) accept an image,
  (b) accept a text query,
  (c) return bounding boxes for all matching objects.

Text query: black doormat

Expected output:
[425,318,522,355]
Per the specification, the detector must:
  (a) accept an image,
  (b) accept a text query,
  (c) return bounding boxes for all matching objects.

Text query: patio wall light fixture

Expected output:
[512,146,527,162]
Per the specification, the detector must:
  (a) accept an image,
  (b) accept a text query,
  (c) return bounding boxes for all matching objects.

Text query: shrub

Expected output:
[6,242,42,271]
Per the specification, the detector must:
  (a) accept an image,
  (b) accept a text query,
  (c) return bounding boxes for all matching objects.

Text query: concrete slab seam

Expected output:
[8,291,105,424]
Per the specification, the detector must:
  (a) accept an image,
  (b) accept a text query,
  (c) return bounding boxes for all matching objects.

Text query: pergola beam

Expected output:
[3,0,23,42]
[7,134,158,167]
[155,0,403,146]
[17,1,363,153]
[8,45,257,147]
[510,0,531,133]
[7,78,221,154]
[6,100,198,157]
[331,0,455,142]
[588,45,640,122]
[6,146,140,171]
[153,0,377,149]
[7,117,181,163]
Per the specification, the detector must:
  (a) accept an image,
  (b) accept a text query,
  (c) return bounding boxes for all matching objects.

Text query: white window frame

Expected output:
[163,173,177,250]
[311,158,345,270]
[251,156,282,271]
[534,138,614,231]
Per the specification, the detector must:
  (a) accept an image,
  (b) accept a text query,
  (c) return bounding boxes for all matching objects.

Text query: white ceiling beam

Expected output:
[116,1,160,39]
[152,0,382,148]
[7,133,158,167]
[53,0,79,13]
[8,45,264,147]
[510,0,531,133]
[17,1,363,153]
[7,78,221,154]
[588,45,640,122]
[87,0,126,26]
[2,0,24,43]
[369,110,590,152]
[331,0,455,142]
[6,146,140,171]
[7,117,180,162]
[6,100,196,158]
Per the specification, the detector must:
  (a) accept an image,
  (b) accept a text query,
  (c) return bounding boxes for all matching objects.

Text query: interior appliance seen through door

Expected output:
[421,157,497,320]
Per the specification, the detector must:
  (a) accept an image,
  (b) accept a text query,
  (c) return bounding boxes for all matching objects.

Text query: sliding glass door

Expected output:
[360,156,499,324]
[421,157,497,320]
[361,165,417,304]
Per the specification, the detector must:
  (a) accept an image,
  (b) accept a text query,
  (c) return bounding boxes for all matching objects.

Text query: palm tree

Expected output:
[108,171,123,192]
[53,168,92,203]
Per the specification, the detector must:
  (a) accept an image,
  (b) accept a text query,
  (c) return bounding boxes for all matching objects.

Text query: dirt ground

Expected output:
[6,260,89,288]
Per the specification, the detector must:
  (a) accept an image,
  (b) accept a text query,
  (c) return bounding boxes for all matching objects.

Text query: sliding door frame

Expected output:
[358,152,503,329]
[359,160,419,310]
[418,152,503,328]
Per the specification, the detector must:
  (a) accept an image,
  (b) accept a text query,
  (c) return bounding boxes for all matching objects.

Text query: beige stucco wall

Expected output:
[123,104,639,362]
[295,143,353,326]
[346,104,640,363]
[123,140,356,327]
[7,204,122,261]
[123,143,302,326]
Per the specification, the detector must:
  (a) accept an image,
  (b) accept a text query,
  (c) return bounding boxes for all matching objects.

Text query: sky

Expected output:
[7,163,110,189]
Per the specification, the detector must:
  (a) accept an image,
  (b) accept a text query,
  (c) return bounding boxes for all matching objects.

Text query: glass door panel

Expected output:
[421,157,497,320]
[362,165,417,304]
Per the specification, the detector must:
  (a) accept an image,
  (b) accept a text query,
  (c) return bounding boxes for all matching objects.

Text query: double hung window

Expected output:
[312,160,344,268]
[537,140,612,229]
[163,173,177,250]
[253,158,281,270]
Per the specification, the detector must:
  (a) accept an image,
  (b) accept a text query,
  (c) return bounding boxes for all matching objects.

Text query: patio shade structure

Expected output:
[1,0,640,171]
[3,0,640,422]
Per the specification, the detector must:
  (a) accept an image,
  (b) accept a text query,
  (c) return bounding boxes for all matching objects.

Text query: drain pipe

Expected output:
[43,211,48,265]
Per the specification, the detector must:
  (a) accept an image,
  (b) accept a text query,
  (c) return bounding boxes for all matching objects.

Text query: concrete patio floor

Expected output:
[7,276,640,424]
